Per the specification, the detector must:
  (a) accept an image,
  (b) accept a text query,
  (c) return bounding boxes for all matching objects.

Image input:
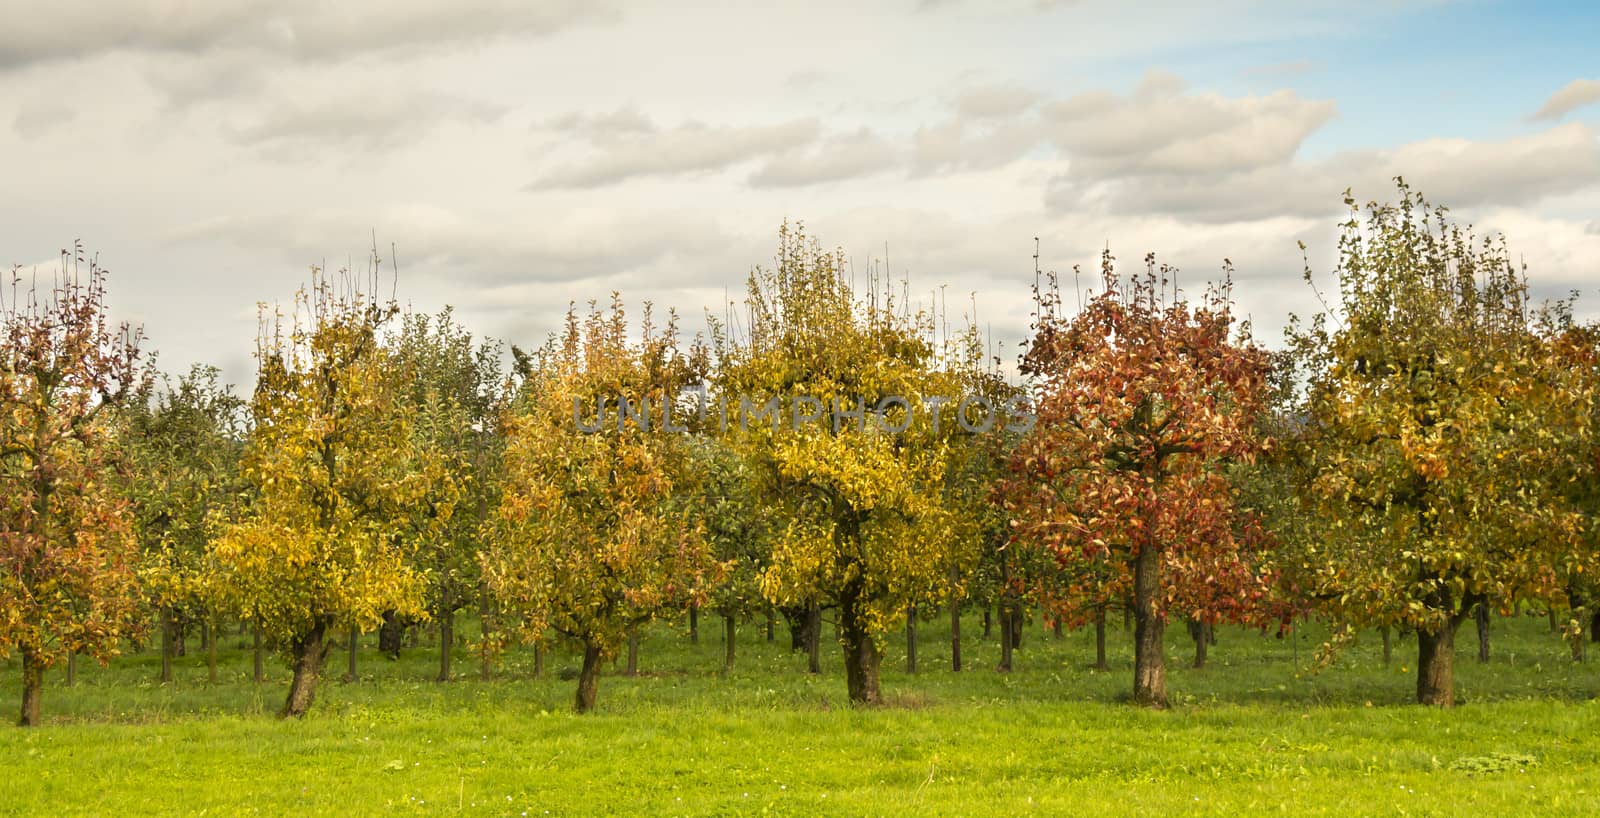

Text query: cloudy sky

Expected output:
[3,0,1598,387]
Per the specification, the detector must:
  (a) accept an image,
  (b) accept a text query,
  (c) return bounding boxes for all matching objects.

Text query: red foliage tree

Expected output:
[1003,251,1276,707]
[0,249,148,726]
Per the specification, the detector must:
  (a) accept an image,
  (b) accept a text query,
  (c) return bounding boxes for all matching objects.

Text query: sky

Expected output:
[2,0,1598,389]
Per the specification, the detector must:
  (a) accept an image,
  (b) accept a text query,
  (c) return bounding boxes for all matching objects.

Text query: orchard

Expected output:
[3,187,1600,815]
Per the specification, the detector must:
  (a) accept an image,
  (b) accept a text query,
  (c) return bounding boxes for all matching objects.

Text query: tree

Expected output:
[481,299,720,713]
[0,250,149,726]
[1545,322,1600,662]
[716,225,967,705]
[1004,250,1274,707]
[928,321,1020,674]
[682,437,771,672]
[122,365,245,685]
[1283,183,1595,706]
[389,308,503,681]
[209,270,443,717]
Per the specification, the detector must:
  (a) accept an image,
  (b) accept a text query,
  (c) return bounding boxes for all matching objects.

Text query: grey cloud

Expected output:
[748,130,897,188]
[1131,69,1188,100]
[953,84,1040,120]
[226,86,505,158]
[528,70,1346,193]
[1044,72,1337,177]
[11,99,77,139]
[1531,79,1600,122]
[0,0,618,69]
[912,118,1039,175]
[1048,122,1600,223]
[1045,164,1335,224]
[548,108,656,136]
[531,113,822,188]
[144,53,272,110]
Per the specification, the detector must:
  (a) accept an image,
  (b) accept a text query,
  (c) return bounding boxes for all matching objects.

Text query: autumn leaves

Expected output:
[3,183,1598,724]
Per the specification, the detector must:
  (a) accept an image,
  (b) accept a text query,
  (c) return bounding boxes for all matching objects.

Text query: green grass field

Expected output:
[2,612,1598,816]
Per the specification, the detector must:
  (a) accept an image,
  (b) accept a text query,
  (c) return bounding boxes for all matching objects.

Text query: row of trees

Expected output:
[2,183,1597,725]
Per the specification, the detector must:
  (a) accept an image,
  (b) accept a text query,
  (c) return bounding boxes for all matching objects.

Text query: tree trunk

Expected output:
[206,617,219,684]
[438,608,454,682]
[1549,606,1561,633]
[1094,608,1108,671]
[18,647,43,727]
[378,611,405,659]
[479,598,494,682]
[785,606,806,652]
[65,652,77,688]
[806,612,821,674]
[1416,618,1460,707]
[1474,604,1490,663]
[839,588,882,705]
[794,603,821,673]
[982,608,992,639]
[724,615,737,671]
[343,624,358,683]
[533,641,545,677]
[1053,618,1063,639]
[1590,610,1600,643]
[1187,620,1208,669]
[765,607,775,643]
[1132,542,1167,708]
[575,641,603,713]
[200,619,213,664]
[281,621,328,718]
[689,605,699,644]
[160,606,175,684]
[1570,607,1587,663]
[905,605,917,674]
[1010,608,1024,650]
[997,603,1014,673]
[625,631,639,676]
[252,622,265,684]
[950,598,962,673]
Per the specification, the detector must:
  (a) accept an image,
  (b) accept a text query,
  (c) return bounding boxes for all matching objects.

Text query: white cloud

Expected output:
[166,203,740,289]
[1471,209,1600,298]
[1530,78,1600,122]
[1241,59,1319,79]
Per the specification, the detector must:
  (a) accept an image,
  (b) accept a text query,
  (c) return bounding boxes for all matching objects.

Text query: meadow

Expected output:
[3,611,1597,817]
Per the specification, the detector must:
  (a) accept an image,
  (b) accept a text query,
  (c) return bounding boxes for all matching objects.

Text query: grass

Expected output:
[2,612,1599,816]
